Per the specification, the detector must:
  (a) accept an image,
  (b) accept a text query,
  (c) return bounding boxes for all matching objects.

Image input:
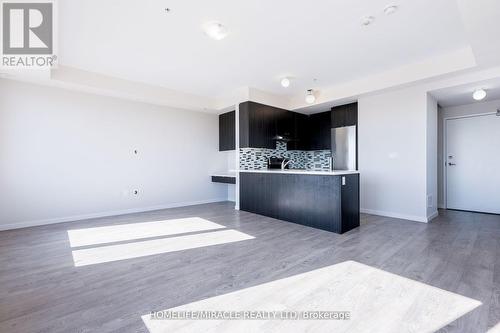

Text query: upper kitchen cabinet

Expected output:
[239,101,291,149]
[274,108,294,140]
[219,110,235,151]
[239,101,357,151]
[239,101,275,149]
[331,102,358,128]
[308,111,331,150]
[288,112,309,151]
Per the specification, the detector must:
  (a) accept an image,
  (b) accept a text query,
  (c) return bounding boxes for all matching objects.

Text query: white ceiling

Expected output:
[58,0,470,99]
[431,77,500,108]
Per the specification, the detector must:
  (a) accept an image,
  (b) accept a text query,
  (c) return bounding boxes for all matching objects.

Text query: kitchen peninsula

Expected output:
[239,169,359,234]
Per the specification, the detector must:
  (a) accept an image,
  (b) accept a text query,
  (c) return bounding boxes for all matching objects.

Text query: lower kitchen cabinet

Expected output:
[239,172,360,234]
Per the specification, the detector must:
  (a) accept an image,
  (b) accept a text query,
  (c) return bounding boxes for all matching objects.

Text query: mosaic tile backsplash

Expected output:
[239,142,332,171]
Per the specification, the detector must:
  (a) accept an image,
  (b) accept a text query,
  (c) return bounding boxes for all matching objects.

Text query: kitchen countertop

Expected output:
[237,169,359,176]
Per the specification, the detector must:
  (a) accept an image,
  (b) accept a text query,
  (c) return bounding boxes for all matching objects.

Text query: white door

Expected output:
[446,113,500,214]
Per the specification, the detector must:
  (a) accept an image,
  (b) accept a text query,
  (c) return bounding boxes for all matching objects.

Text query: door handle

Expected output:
[448,163,456,166]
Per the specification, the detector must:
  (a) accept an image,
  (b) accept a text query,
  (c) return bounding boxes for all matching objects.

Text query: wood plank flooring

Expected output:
[0,202,499,332]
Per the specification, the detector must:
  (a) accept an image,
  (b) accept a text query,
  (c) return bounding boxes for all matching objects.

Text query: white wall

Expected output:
[0,79,228,230]
[437,98,500,207]
[426,94,438,219]
[358,86,430,222]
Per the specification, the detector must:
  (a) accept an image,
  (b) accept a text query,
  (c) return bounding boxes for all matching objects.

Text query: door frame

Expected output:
[442,111,497,209]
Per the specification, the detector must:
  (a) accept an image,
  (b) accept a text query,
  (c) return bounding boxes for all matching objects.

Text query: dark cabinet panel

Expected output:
[331,106,346,128]
[240,172,359,234]
[275,109,294,139]
[219,111,235,151]
[248,103,276,149]
[345,103,358,127]
[211,176,236,184]
[331,102,358,128]
[288,112,309,150]
[239,102,283,149]
[340,174,360,233]
[308,111,331,150]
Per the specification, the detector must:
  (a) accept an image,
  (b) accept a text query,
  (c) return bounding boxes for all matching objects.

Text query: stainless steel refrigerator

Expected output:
[331,125,357,170]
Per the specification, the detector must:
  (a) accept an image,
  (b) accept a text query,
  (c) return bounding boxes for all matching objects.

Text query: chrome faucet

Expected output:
[281,159,291,170]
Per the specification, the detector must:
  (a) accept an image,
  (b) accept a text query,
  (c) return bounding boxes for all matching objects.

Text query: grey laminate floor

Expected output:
[1,202,499,333]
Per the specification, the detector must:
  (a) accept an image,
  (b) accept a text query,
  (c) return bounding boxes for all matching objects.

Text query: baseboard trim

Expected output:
[0,198,228,231]
[427,211,439,222]
[360,208,428,223]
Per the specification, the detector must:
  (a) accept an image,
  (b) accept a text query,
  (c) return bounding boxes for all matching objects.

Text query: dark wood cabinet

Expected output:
[345,103,358,127]
[275,108,294,139]
[240,102,278,149]
[211,176,236,184]
[331,106,346,128]
[340,173,360,232]
[331,102,358,128]
[308,111,331,150]
[239,101,297,149]
[240,172,360,234]
[288,112,309,150]
[239,101,357,151]
[219,111,235,151]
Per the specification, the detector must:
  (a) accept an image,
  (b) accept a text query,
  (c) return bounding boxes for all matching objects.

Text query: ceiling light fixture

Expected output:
[281,77,290,88]
[361,16,375,26]
[203,21,228,40]
[473,89,487,101]
[305,89,316,104]
[384,4,398,15]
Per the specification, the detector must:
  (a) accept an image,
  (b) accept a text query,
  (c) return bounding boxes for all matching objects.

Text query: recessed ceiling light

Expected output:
[384,4,398,15]
[473,89,487,101]
[281,78,290,88]
[361,16,375,26]
[305,89,316,104]
[203,21,228,40]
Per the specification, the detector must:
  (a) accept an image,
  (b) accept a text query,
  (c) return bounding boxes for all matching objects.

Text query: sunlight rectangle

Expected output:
[72,229,254,267]
[142,261,481,333]
[67,217,226,247]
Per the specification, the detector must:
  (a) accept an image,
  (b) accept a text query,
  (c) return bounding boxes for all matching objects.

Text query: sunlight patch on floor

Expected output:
[141,260,481,333]
[488,322,500,333]
[71,229,254,267]
[67,217,226,247]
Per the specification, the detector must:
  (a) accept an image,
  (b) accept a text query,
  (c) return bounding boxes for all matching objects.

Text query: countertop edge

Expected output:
[236,169,359,176]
